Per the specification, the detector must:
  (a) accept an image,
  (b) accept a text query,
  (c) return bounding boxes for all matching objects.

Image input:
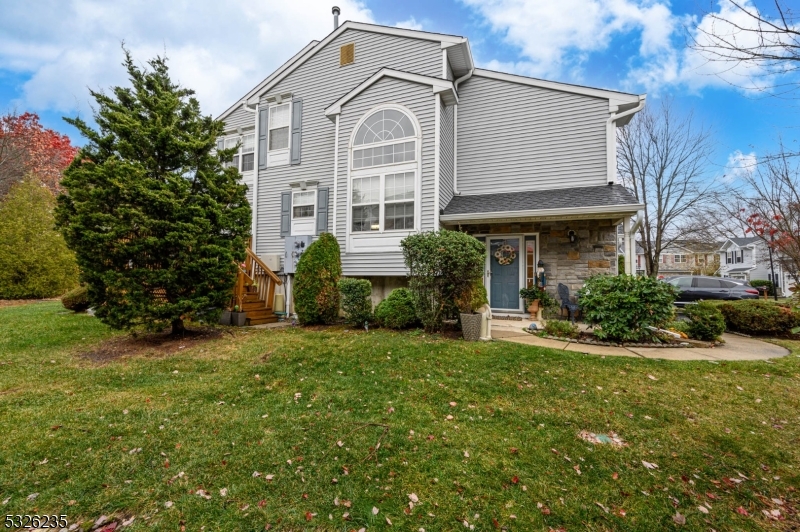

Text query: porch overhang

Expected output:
[439,185,644,224]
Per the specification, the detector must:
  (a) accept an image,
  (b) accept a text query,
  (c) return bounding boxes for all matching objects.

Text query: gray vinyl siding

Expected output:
[251,28,442,266]
[439,102,454,211]
[455,75,609,195]
[446,59,454,81]
[335,77,436,276]
[224,106,255,132]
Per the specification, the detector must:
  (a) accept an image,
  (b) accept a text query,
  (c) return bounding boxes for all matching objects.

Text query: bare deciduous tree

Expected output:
[689,0,800,94]
[617,98,715,277]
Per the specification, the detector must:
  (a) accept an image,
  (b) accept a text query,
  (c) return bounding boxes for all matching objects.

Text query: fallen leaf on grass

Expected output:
[595,502,609,513]
[735,506,749,516]
[673,512,686,525]
[464,450,470,458]
[26,493,38,501]
[196,489,211,500]
[304,511,313,521]
[697,506,709,514]
[511,476,519,484]
[648,375,658,381]
[408,493,419,503]
[612,472,619,480]
[372,507,379,515]
[258,500,266,508]
[219,488,228,497]
[164,501,173,508]
[642,461,659,470]
[386,517,392,525]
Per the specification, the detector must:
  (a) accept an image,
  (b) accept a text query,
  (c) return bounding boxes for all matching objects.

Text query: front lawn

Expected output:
[1,302,798,530]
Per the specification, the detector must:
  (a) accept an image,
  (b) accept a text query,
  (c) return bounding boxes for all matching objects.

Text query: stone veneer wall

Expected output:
[455,218,618,298]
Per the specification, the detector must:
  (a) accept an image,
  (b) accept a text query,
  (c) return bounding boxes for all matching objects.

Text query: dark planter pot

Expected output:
[232,311,247,327]
[460,312,483,342]
[219,310,232,326]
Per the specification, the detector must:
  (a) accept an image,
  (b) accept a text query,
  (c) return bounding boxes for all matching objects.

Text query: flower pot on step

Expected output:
[219,309,231,325]
[460,312,483,342]
[232,311,247,327]
[527,299,540,314]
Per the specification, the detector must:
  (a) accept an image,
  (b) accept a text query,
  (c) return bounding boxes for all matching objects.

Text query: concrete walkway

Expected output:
[492,324,789,361]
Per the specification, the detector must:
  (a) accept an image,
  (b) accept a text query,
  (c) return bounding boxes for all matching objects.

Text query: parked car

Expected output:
[664,275,760,306]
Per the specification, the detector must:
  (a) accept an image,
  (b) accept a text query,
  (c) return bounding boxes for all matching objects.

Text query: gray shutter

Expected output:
[258,107,269,170]
[290,99,303,165]
[316,187,329,235]
[280,191,291,237]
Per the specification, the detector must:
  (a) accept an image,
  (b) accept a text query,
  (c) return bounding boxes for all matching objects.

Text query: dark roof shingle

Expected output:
[441,185,640,217]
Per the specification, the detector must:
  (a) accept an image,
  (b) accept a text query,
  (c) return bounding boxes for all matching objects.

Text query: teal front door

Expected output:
[489,238,521,310]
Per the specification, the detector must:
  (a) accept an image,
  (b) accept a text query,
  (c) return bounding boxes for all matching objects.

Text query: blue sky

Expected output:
[1,0,798,180]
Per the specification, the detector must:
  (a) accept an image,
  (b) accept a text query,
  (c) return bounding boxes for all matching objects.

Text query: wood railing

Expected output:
[232,245,282,311]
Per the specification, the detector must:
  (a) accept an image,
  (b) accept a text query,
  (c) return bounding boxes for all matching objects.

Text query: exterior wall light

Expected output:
[537,259,546,287]
[568,230,577,243]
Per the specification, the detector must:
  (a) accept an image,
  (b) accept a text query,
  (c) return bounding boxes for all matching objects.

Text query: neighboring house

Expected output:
[634,241,720,277]
[217,17,646,314]
[719,237,794,296]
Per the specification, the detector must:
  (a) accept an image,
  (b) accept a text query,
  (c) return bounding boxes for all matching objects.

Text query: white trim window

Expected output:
[268,102,291,166]
[674,254,687,263]
[349,108,418,235]
[291,189,316,235]
[218,133,255,173]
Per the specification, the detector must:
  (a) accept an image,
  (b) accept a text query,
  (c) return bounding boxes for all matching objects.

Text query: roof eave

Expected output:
[440,203,645,223]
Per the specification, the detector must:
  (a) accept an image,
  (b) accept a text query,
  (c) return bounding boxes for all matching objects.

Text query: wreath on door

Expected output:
[494,242,517,266]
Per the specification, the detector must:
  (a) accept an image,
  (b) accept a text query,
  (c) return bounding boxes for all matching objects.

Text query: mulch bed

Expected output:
[80,327,225,363]
[532,330,711,348]
[0,298,59,308]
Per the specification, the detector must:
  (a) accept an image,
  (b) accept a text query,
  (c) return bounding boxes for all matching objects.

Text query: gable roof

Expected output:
[240,21,472,108]
[324,69,457,118]
[720,237,760,250]
[440,184,642,222]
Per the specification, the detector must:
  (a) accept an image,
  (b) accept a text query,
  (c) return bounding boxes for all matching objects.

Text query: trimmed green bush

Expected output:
[749,279,775,296]
[339,278,373,327]
[717,300,799,335]
[578,274,678,342]
[684,302,725,341]
[666,320,690,336]
[0,177,79,299]
[401,230,485,332]
[294,233,342,325]
[374,288,418,329]
[61,285,89,312]
[544,319,580,339]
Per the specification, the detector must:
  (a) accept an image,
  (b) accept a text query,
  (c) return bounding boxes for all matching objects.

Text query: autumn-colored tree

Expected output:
[0,112,77,198]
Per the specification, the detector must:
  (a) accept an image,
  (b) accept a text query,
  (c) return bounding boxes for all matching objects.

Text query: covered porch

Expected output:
[439,185,644,315]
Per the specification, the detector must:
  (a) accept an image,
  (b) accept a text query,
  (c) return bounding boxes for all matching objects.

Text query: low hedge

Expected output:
[375,288,418,329]
[716,300,799,336]
[544,320,580,339]
[749,279,776,296]
[684,302,725,341]
[62,285,89,312]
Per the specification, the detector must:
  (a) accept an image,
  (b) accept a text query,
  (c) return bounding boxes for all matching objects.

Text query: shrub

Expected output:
[617,254,625,275]
[578,274,678,342]
[61,285,89,312]
[374,288,419,329]
[0,177,79,299]
[544,319,580,339]
[717,300,799,335]
[749,279,775,296]
[339,278,373,327]
[666,320,690,337]
[684,302,725,341]
[401,230,485,332]
[294,233,342,325]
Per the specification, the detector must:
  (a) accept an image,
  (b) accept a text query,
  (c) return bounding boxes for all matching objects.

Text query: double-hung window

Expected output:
[291,190,316,235]
[674,254,687,263]
[269,103,290,150]
[350,108,417,234]
[218,133,255,173]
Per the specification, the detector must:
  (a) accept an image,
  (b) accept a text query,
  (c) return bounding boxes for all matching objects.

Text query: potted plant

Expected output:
[219,306,232,325]
[519,286,554,315]
[231,304,247,327]
[458,280,489,342]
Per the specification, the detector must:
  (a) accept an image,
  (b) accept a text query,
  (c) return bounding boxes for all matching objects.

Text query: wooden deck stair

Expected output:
[233,245,283,326]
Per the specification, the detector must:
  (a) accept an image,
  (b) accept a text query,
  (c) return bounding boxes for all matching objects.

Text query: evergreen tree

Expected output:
[56,51,251,334]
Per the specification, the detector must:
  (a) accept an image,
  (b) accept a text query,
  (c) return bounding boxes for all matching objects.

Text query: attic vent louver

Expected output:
[340,43,354,66]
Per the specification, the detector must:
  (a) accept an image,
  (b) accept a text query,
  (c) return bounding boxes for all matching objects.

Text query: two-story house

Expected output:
[217,15,646,315]
[635,241,720,277]
[719,237,794,296]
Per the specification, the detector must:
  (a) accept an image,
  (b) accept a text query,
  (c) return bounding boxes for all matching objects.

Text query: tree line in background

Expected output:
[0,113,79,299]
[618,0,800,289]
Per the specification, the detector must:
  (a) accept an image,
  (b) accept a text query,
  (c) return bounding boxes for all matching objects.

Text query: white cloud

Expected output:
[721,149,758,184]
[0,0,376,118]
[395,17,424,31]
[460,0,676,79]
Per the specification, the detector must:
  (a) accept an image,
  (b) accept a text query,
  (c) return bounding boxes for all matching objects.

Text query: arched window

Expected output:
[350,107,418,234]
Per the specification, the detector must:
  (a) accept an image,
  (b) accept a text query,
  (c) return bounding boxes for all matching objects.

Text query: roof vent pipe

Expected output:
[332,6,340,30]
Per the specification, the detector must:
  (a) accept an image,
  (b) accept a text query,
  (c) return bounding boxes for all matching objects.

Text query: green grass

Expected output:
[1,302,799,531]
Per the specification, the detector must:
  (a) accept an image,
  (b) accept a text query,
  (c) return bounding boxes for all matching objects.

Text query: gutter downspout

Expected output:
[452,67,473,196]
[241,102,259,252]
[606,95,646,184]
